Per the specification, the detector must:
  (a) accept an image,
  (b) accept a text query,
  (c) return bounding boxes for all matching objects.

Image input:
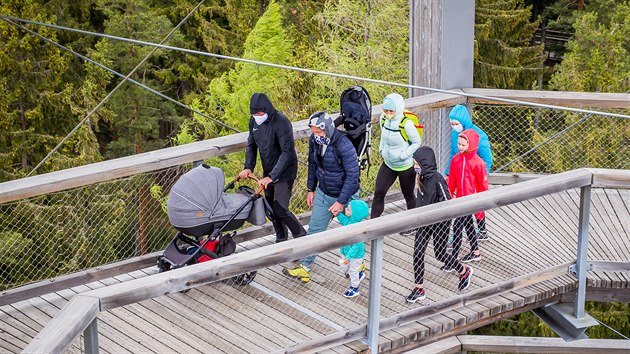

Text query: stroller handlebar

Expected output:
[226,174,264,196]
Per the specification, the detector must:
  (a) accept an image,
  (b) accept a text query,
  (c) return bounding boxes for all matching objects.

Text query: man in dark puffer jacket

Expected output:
[283,111,360,283]
[239,93,307,243]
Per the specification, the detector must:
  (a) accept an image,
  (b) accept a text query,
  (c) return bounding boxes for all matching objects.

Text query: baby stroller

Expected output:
[157,164,273,285]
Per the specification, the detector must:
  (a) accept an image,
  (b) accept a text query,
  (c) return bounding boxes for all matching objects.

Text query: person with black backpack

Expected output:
[283,111,360,283]
[371,93,422,219]
[239,93,307,243]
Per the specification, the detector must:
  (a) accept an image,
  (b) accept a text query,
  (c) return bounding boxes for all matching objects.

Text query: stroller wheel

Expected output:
[157,256,172,273]
[232,271,257,286]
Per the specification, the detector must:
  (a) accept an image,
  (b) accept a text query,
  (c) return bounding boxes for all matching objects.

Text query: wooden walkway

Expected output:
[1,188,629,353]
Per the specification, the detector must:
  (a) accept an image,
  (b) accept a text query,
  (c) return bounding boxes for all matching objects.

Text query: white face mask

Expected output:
[253,113,268,125]
[452,122,463,133]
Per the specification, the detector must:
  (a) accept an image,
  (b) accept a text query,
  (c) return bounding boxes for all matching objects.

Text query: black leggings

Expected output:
[413,222,464,285]
[264,181,306,241]
[452,215,479,259]
[371,163,416,218]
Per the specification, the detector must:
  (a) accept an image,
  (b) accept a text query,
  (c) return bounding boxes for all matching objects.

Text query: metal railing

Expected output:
[1,90,629,353]
[1,93,628,292]
[21,168,630,353]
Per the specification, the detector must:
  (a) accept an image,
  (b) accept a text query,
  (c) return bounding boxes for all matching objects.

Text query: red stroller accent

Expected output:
[157,164,273,285]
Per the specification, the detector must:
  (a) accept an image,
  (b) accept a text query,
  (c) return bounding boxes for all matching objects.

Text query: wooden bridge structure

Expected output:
[1,91,630,353]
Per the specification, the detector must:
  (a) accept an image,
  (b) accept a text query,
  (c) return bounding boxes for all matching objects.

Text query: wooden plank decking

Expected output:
[1,188,629,353]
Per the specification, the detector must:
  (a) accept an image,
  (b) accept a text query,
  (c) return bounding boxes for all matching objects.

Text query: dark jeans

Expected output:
[371,163,416,218]
[264,181,306,242]
[452,214,480,259]
[413,222,464,285]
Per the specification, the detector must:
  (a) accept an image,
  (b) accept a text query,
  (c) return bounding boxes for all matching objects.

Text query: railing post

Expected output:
[575,185,591,318]
[366,237,384,353]
[83,317,99,354]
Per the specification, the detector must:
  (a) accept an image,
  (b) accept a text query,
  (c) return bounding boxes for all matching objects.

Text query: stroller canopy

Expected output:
[167,165,250,232]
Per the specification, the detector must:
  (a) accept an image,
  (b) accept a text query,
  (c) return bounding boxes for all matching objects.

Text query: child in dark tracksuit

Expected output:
[406,147,473,303]
[448,129,489,264]
[337,199,369,298]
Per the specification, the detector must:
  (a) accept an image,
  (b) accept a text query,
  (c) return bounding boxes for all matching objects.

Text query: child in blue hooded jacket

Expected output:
[337,199,369,298]
[445,104,493,240]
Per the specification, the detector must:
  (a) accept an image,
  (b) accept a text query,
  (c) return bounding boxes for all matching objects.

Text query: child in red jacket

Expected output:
[448,129,489,264]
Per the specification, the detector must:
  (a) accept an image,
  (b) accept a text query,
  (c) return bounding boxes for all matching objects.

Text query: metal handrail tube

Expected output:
[23,168,630,353]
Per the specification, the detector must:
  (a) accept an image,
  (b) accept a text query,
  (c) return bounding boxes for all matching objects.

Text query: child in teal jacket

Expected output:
[337,199,369,298]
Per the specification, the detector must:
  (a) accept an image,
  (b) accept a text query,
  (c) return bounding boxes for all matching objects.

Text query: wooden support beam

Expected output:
[588,168,630,189]
[387,294,564,354]
[463,88,630,109]
[458,335,630,353]
[279,263,572,354]
[488,172,546,185]
[562,286,630,303]
[0,251,160,307]
[403,336,461,354]
[21,295,99,354]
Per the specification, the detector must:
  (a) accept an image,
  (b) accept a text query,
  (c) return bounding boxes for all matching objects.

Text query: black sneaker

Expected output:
[478,230,489,241]
[440,264,455,273]
[406,288,426,303]
[458,266,473,291]
[461,252,481,263]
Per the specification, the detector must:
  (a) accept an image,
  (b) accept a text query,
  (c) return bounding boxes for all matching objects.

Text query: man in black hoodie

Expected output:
[239,93,307,242]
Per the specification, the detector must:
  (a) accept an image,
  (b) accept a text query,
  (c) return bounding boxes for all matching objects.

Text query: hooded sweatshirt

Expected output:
[244,93,298,183]
[412,146,450,208]
[379,93,422,171]
[337,199,369,259]
[412,146,452,235]
[445,104,493,176]
[448,129,489,219]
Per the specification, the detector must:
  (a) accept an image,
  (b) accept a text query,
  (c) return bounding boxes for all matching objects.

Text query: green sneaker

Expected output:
[282,265,311,283]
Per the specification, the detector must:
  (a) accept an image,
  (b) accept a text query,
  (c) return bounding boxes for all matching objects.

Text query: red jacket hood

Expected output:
[459,129,480,155]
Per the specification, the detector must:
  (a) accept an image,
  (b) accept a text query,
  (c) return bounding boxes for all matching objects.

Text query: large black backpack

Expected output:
[334,86,373,171]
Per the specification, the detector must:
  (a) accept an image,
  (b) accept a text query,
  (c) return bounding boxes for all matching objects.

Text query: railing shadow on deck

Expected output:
[21,168,630,354]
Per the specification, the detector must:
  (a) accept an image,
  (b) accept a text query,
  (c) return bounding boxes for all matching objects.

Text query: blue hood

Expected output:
[448,104,473,129]
[348,200,369,223]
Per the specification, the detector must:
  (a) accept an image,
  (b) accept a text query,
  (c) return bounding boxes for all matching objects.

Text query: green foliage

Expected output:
[0,0,100,180]
[543,1,630,171]
[472,302,630,340]
[311,0,409,109]
[199,0,295,134]
[549,2,630,93]
[475,0,545,89]
[0,176,174,289]
[150,184,168,214]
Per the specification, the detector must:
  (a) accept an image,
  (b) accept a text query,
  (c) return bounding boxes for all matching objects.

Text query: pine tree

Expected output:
[0,0,96,180]
[196,0,295,135]
[541,1,630,171]
[549,2,630,93]
[475,0,545,89]
[90,0,186,158]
